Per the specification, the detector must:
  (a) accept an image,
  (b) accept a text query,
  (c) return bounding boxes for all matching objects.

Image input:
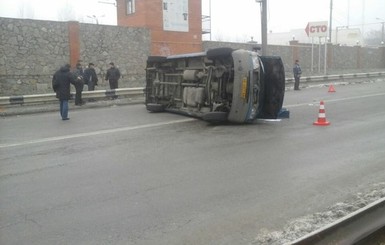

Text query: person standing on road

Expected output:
[105,62,121,99]
[84,63,98,91]
[73,63,85,106]
[293,59,302,91]
[52,64,76,120]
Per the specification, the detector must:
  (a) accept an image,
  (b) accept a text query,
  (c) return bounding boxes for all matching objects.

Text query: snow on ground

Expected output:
[252,182,385,244]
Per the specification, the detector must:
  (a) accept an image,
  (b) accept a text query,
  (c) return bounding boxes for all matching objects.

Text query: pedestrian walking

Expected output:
[73,63,85,105]
[84,63,98,91]
[52,64,76,120]
[293,59,302,90]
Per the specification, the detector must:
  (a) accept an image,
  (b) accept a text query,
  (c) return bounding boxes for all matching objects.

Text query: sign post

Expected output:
[318,37,321,73]
[305,21,328,74]
[305,21,328,38]
[311,38,314,72]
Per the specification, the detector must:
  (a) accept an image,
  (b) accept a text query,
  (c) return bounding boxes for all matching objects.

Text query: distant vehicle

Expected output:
[145,48,288,123]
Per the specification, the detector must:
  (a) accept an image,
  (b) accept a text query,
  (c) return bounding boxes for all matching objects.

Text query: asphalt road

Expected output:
[1,79,385,245]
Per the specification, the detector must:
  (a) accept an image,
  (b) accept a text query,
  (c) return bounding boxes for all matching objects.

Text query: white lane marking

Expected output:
[0,118,195,149]
[284,92,385,108]
[2,92,385,149]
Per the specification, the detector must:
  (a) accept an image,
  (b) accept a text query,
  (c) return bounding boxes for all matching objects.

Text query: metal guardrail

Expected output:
[289,197,385,245]
[1,72,384,106]
[285,71,385,82]
[0,87,145,106]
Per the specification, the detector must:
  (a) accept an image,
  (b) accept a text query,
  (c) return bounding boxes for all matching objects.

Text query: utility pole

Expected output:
[256,0,267,55]
[209,0,212,41]
[347,0,350,27]
[329,0,333,42]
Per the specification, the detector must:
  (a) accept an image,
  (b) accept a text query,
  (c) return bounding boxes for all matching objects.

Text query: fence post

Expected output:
[290,40,299,65]
[68,21,80,68]
[355,44,362,69]
[380,46,385,69]
[327,42,333,71]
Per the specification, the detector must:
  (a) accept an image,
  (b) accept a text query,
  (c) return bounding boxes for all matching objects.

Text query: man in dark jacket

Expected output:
[73,63,85,106]
[293,59,302,91]
[105,62,121,99]
[105,62,120,89]
[52,64,76,120]
[83,63,98,91]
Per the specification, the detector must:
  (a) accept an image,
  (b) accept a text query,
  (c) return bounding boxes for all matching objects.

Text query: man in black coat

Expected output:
[52,64,76,120]
[105,62,121,99]
[83,63,98,91]
[293,59,302,90]
[73,63,85,105]
[105,62,121,89]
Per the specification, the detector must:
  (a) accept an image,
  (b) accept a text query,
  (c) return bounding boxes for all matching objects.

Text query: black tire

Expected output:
[255,60,265,116]
[146,103,165,112]
[257,56,285,119]
[147,56,167,64]
[206,48,233,60]
[202,112,228,123]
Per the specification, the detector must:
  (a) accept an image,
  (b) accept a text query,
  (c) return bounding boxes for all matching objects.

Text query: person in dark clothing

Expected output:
[105,62,121,99]
[83,63,98,91]
[52,64,76,120]
[73,63,85,106]
[293,59,302,90]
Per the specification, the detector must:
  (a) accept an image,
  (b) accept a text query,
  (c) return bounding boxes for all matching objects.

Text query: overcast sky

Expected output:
[0,0,384,42]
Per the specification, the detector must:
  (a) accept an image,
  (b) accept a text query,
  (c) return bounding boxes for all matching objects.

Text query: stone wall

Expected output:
[79,23,150,89]
[0,18,69,96]
[1,17,384,96]
[203,41,385,77]
[0,17,150,96]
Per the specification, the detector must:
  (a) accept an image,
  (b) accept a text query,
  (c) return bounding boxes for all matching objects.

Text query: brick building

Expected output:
[116,0,202,55]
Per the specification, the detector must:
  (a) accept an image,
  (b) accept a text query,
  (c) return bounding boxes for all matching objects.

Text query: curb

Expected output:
[0,97,145,117]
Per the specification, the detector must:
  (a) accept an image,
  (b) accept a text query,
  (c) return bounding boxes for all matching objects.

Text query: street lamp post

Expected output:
[86,14,105,24]
[382,23,384,44]
[87,15,98,24]
[98,0,117,6]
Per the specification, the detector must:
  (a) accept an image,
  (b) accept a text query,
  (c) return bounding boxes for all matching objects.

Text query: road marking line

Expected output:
[0,118,195,149]
[2,92,385,149]
[284,92,385,108]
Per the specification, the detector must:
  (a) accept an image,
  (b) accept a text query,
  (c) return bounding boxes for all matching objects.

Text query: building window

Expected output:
[126,0,135,15]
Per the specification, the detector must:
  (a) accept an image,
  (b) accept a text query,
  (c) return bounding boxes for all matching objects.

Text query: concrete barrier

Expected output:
[1,72,384,106]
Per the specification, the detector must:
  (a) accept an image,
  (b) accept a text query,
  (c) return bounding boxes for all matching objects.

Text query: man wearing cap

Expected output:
[73,62,85,106]
[293,59,302,91]
[105,62,121,90]
[84,63,98,92]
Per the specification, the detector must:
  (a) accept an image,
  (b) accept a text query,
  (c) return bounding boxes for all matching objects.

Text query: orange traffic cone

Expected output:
[328,84,336,92]
[313,101,330,126]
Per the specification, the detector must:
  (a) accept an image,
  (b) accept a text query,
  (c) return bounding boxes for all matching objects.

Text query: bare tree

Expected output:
[365,30,382,46]
[58,0,76,21]
[18,0,35,19]
[214,33,225,42]
[365,30,383,46]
